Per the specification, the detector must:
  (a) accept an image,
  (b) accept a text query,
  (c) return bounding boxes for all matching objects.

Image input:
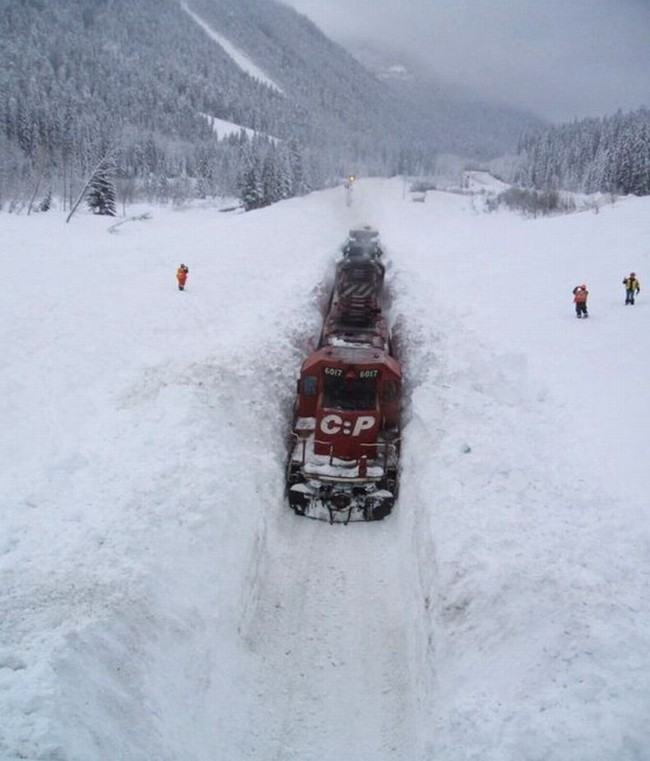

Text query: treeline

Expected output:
[0,0,314,212]
[0,114,311,215]
[239,138,311,211]
[0,0,437,215]
[0,117,311,214]
[516,107,650,196]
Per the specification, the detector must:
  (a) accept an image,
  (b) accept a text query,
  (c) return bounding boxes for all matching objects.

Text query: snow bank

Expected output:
[354,180,650,759]
[463,170,511,193]
[1,180,649,760]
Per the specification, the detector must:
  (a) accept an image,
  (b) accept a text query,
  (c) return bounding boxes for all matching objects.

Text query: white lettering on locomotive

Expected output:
[352,416,375,436]
[319,414,376,437]
[320,414,342,435]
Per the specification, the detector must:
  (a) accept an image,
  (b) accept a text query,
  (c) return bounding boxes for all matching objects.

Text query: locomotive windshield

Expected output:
[323,374,377,411]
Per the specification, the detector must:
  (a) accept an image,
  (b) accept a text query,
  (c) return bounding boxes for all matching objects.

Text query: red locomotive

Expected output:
[287,227,401,523]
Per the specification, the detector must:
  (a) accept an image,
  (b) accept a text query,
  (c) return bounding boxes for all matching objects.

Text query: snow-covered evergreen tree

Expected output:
[38,189,52,212]
[87,161,117,216]
[517,108,650,196]
[289,139,308,197]
[261,152,277,206]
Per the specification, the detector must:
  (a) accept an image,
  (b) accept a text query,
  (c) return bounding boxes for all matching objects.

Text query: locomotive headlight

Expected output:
[331,491,351,510]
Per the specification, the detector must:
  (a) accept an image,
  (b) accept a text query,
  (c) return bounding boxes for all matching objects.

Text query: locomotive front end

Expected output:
[287,347,400,523]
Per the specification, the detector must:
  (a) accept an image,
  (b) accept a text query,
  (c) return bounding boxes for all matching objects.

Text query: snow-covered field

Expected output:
[1,181,649,761]
[200,114,279,144]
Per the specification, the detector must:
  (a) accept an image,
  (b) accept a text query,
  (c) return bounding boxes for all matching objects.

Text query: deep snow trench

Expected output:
[1,181,649,761]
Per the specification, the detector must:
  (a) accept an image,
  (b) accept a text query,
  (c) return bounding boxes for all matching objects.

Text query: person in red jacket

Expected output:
[176,264,189,291]
[572,284,588,318]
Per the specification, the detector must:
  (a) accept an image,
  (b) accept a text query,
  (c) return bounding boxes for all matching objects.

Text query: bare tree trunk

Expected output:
[66,153,113,224]
[27,149,48,216]
[26,170,43,216]
[66,181,89,223]
[107,212,151,234]
[62,158,68,212]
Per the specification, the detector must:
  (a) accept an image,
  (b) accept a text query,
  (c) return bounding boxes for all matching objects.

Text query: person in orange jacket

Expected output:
[572,284,588,318]
[176,264,189,291]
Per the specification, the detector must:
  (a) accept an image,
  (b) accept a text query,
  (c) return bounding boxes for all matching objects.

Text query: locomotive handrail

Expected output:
[360,439,401,472]
[289,432,400,475]
[288,432,308,466]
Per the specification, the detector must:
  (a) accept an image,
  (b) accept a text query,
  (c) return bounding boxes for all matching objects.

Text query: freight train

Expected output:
[287,227,401,523]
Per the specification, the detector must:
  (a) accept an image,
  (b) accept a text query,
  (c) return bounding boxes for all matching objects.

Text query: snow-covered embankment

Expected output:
[1,181,649,760]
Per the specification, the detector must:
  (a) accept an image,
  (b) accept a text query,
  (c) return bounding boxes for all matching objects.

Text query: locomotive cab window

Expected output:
[381,380,399,402]
[323,373,378,411]
[302,375,318,397]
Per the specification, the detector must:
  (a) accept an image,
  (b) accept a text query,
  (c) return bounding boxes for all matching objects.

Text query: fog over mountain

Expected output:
[348,38,544,160]
[282,0,650,121]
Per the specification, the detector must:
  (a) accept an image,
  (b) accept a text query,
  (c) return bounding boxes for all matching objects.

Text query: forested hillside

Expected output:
[516,107,650,196]
[0,0,540,212]
[0,0,318,210]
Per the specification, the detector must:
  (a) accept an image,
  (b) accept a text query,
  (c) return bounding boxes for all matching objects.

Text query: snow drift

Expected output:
[1,181,649,760]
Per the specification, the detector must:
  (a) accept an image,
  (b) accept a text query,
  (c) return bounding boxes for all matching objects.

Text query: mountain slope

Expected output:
[0,0,430,195]
[1,0,542,210]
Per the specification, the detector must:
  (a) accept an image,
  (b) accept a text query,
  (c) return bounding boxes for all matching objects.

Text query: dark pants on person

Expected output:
[625,289,636,305]
[575,302,588,318]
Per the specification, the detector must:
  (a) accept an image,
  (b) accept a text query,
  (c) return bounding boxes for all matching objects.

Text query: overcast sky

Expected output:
[282,0,650,122]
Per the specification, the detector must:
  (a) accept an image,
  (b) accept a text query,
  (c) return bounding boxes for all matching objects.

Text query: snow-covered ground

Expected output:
[1,181,649,761]
[462,170,511,193]
[200,114,279,143]
[181,2,284,93]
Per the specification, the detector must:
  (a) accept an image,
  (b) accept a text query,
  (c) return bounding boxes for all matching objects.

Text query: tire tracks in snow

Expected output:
[237,513,422,761]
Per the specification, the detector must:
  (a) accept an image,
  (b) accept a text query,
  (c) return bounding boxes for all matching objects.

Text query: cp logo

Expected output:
[320,414,375,437]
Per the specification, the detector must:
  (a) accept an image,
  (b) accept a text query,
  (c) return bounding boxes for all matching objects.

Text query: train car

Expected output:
[341,225,383,260]
[287,229,401,523]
